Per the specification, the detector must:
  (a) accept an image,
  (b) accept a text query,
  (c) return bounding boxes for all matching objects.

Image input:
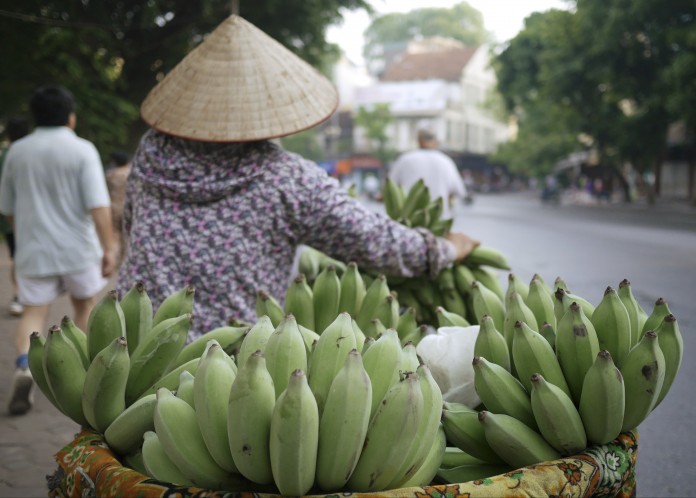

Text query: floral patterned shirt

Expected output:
[117,129,454,338]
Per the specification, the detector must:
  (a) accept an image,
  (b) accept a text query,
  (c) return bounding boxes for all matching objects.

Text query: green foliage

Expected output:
[281,129,326,163]
[354,104,395,165]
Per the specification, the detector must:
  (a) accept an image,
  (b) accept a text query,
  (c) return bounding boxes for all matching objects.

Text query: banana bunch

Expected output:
[436,276,683,482]
[28,283,249,464]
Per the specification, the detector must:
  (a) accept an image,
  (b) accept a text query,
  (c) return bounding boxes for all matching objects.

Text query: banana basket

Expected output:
[48,429,637,498]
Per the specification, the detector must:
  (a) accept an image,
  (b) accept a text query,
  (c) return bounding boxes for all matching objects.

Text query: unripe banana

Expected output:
[654,314,683,407]
[540,322,556,350]
[338,262,366,317]
[464,245,511,271]
[361,336,375,354]
[512,321,571,398]
[426,196,445,227]
[139,358,199,399]
[474,315,511,371]
[175,370,195,407]
[194,341,238,473]
[347,371,424,492]
[28,332,61,411]
[441,405,505,464]
[579,350,625,445]
[590,286,631,368]
[313,265,342,333]
[125,314,192,404]
[142,430,194,486]
[308,312,357,413]
[298,246,323,282]
[170,325,247,371]
[87,290,126,361]
[82,336,130,432]
[383,177,406,220]
[478,410,561,468]
[154,389,247,490]
[355,274,390,331]
[441,446,487,469]
[529,373,587,455]
[362,328,402,416]
[371,292,400,330]
[396,306,419,339]
[436,266,456,292]
[555,301,600,403]
[315,349,372,491]
[617,279,645,347]
[298,324,321,357]
[441,287,468,319]
[255,291,285,327]
[436,462,513,484]
[532,273,554,300]
[153,285,195,326]
[453,264,476,296]
[284,273,315,330]
[471,280,505,330]
[351,319,366,352]
[60,316,90,369]
[642,297,671,335]
[237,315,275,368]
[435,306,469,328]
[399,424,447,488]
[525,275,557,331]
[43,325,89,426]
[620,330,665,432]
[472,356,536,430]
[228,350,276,485]
[505,272,529,302]
[119,282,153,355]
[264,314,308,398]
[400,178,430,220]
[554,287,596,325]
[400,324,428,347]
[429,217,453,237]
[104,393,157,455]
[269,369,319,496]
[123,450,147,476]
[365,317,387,339]
[400,341,420,374]
[503,291,539,353]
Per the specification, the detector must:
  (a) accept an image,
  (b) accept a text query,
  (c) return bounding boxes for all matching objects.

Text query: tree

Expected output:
[0,0,371,157]
[354,104,394,167]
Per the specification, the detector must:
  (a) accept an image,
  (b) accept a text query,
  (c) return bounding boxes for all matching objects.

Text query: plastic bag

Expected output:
[416,325,481,408]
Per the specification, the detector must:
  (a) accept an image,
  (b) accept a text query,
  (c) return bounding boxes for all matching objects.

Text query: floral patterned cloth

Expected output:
[116,130,454,338]
[48,429,637,498]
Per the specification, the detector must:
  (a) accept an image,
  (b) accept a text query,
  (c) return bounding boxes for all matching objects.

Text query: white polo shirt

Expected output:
[389,148,467,218]
[0,127,110,277]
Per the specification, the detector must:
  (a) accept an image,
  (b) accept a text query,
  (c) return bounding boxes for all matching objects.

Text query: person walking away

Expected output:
[0,117,31,316]
[106,150,132,263]
[389,129,467,218]
[0,86,118,415]
[117,14,480,340]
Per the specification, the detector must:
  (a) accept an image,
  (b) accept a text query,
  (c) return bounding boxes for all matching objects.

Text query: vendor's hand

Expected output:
[446,232,480,261]
[101,248,119,277]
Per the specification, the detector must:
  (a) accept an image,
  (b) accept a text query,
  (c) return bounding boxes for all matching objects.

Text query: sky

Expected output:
[326,0,570,64]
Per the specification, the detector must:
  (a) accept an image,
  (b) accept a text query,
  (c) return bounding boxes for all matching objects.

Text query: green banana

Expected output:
[356,275,391,331]
[299,324,321,357]
[236,315,275,368]
[654,314,683,407]
[365,317,387,339]
[86,289,126,361]
[351,319,366,352]
[511,321,571,398]
[532,273,554,300]
[579,350,625,445]
[362,328,402,416]
[346,371,424,492]
[361,336,375,354]
[474,315,511,372]
[284,273,315,330]
[43,325,89,426]
[383,177,406,220]
[620,330,665,432]
[138,358,199,399]
[429,217,453,237]
[554,287,596,325]
[436,306,470,327]
[264,314,308,398]
[478,411,561,468]
[269,369,319,496]
[441,287,468,319]
[82,336,130,432]
[410,207,430,228]
[152,285,195,326]
[372,292,400,330]
[312,265,342,333]
[193,341,238,473]
[642,297,671,335]
[170,325,247,371]
[539,322,556,350]
[175,370,195,407]
[123,450,147,476]
[453,264,476,297]
[27,332,61,411]
[555,302,600,403]
[315,349,372,491]
[463,245,511,271]
[396,306,419,339]
[228,350,276,485]
[617,279,644,347]
[472,356,536,430]
[308,312,357,413]
[119,282,153,355]
[104,393,157,455]
[426,197,445,228]
[142,430,194,486]
[590,286,631,368]
[298,246,323,282]
[441,405,505,464]
[338,261,366,317]
[125,314,192,405]
[255,291,285,328]
[525,275,557,332]
[503,291,539,359]
[60,316,90,369]
[471,280,505,330]
[505,272,529,301]
[400,178,430,220]
[440,446,487,468]
[436,267,456,292]
[400,324,428,347]
[436,462,513,484]
[399,425,447,488]
[400,341,420,373]
[529,373,587,455]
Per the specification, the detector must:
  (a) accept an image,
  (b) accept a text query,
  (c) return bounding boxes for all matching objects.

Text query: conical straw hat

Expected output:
[140,15,339,142]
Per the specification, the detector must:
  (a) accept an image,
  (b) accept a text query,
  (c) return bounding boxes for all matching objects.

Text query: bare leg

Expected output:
[71,295,97,333]
[14,304,51,356]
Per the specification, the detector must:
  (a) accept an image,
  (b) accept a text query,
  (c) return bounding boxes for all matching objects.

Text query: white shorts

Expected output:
[17,266,108,306]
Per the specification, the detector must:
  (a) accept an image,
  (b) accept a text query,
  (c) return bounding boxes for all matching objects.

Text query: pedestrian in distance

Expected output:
[0,116,31,316]
[105,149,132,264]
[0,85,118,416]
[116,14,481,340]
[389,129,468,218]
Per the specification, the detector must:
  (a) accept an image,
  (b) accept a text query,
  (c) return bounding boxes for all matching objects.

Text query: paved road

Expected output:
[0,191,693,497]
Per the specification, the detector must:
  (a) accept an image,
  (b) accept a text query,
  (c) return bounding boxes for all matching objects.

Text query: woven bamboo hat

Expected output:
[140,15,339,142]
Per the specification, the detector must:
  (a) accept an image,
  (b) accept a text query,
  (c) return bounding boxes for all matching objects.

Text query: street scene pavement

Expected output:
[0,190,694,497]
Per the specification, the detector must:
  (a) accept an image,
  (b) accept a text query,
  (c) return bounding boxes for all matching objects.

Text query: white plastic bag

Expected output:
[416,325,481,408]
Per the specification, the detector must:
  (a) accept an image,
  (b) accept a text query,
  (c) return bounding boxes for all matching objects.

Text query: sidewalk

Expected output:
[0,243,113,498]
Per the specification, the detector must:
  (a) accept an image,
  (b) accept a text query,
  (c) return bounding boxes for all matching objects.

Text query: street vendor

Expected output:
[116,14,481,338]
